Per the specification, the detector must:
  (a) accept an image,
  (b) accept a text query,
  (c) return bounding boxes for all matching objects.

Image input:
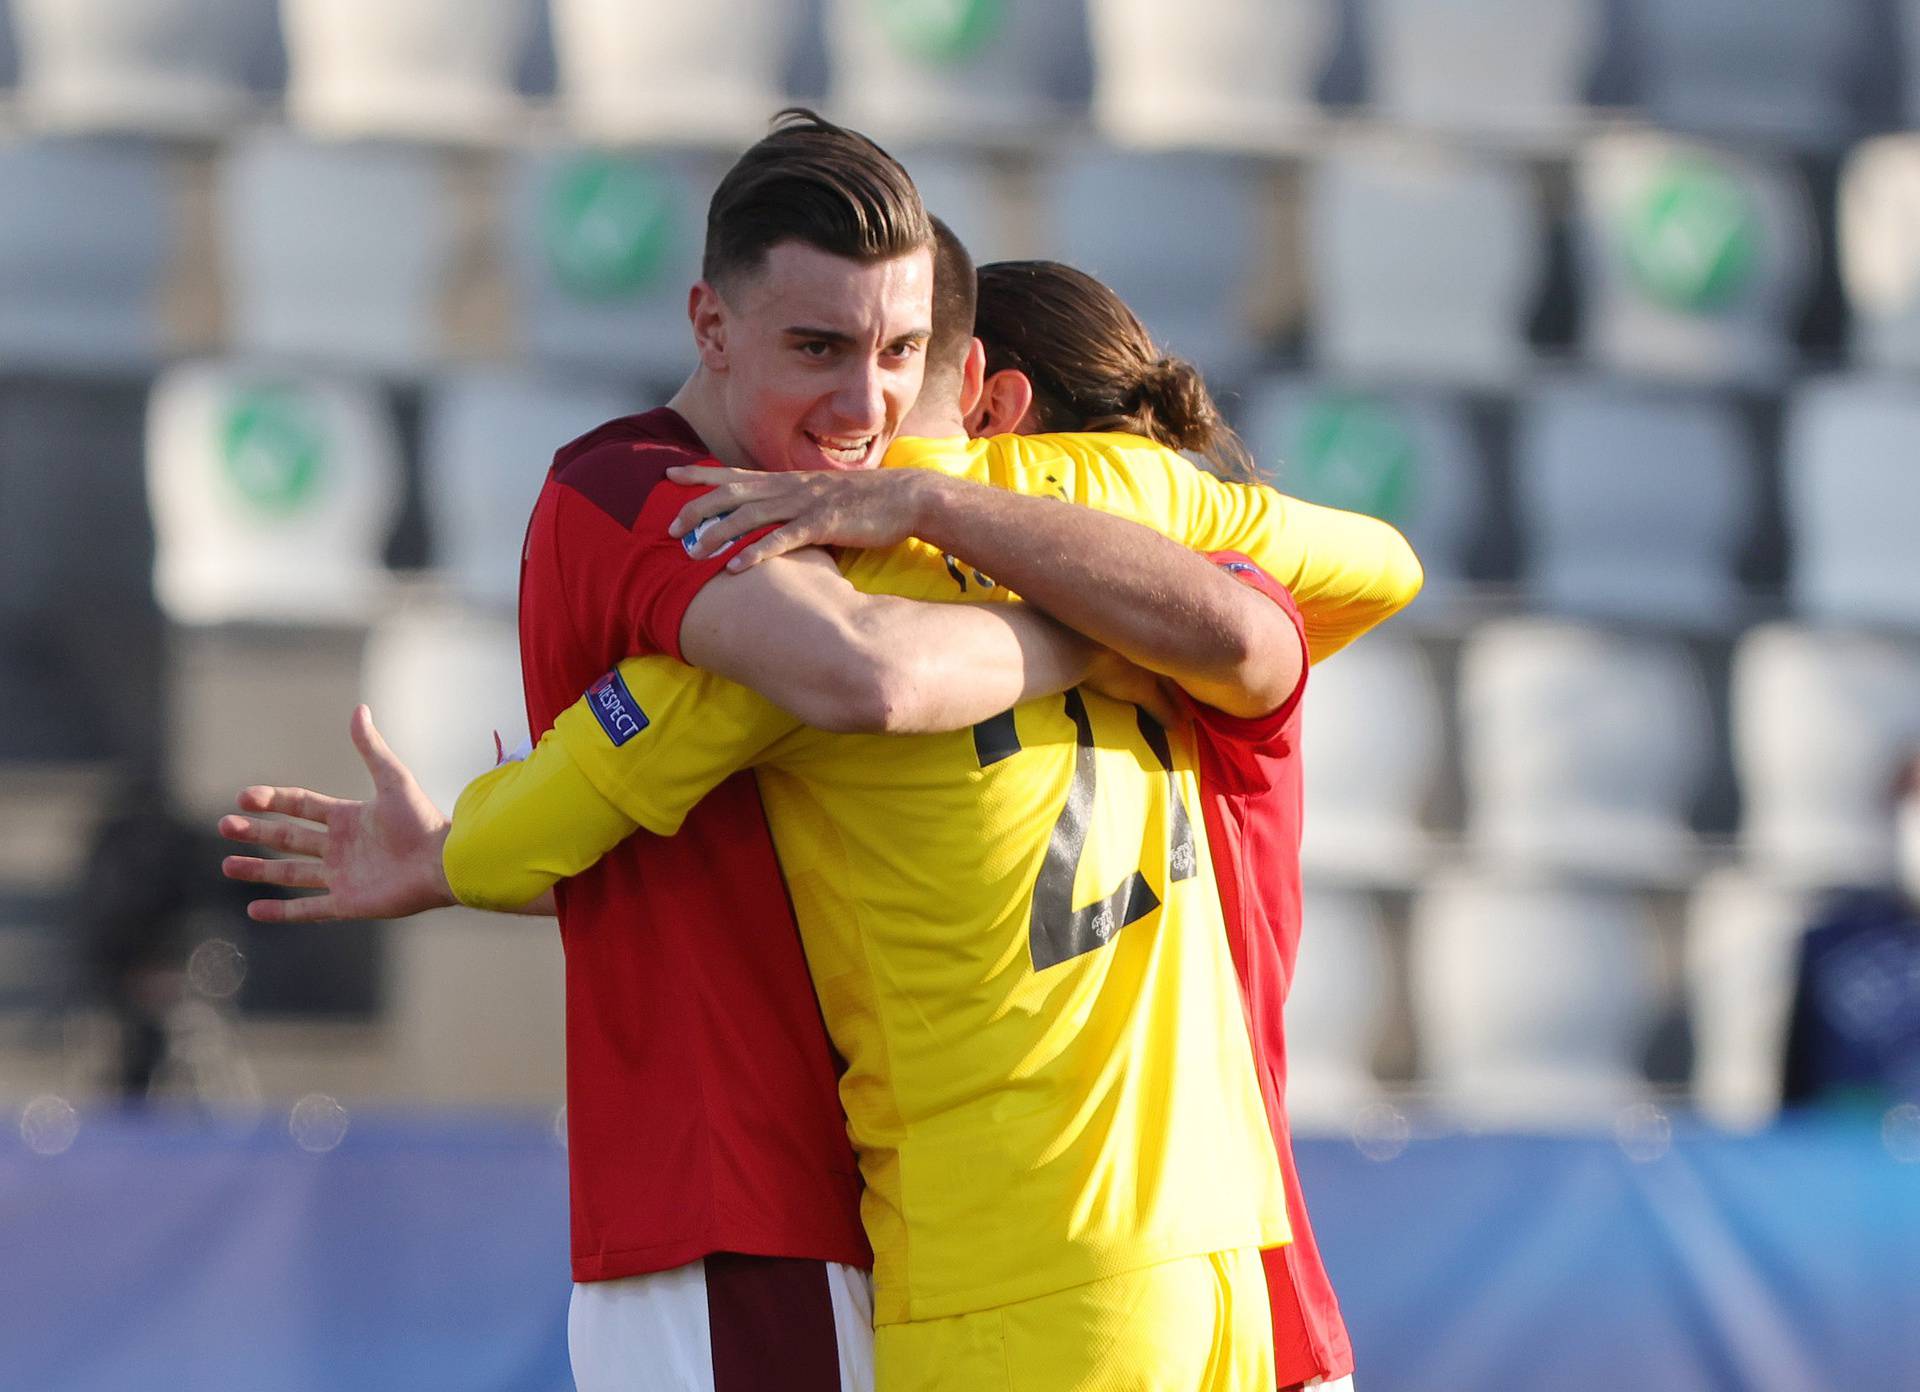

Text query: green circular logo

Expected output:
[1622,159,1760,313]
[870,0,1004,62]
[221,388,325,515]
[1291,395,1415,526]
[545,157,677,302]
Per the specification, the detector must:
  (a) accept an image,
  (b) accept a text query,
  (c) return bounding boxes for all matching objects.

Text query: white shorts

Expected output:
[569,1255,874,1392]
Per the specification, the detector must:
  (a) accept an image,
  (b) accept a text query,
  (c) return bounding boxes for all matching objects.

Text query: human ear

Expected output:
[965,368,1035,438]
[688,281,729,371]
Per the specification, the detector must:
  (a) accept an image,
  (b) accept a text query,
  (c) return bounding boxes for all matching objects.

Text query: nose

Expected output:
[831,358,887,435]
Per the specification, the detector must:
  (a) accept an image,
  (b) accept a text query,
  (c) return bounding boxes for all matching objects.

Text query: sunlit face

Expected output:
[700,240,934,473]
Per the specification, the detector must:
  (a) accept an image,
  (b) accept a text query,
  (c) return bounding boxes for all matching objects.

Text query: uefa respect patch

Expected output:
[586,668,649,747]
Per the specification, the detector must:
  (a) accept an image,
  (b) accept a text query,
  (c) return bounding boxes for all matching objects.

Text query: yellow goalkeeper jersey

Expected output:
[445,431,1421,1324]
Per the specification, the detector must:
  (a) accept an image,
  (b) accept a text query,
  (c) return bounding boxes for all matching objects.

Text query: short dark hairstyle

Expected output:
[703,108,933,290]
[926,216,978,397]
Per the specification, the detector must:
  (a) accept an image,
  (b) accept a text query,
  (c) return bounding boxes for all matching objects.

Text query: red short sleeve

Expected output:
[1181,551,1309,745]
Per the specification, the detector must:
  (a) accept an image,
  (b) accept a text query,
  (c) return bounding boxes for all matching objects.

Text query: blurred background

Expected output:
[2,0,1919,1388]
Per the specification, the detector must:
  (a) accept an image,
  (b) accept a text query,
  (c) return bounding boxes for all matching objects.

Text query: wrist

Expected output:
[424,820,458,911]
[907,473,970,552]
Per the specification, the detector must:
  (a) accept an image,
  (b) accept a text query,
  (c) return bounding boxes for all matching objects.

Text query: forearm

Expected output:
[913,476,1295,717]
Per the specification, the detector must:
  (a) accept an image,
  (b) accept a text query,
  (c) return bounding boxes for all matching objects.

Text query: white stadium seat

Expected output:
[1299,636,1444,888]
[1574,131,1818,386]
[11,0,274,134]
[1636,0,1878,149]
[281,0,533,141]
[422,370,635,611]
[1285,887,1390,1132]
[1040,147,1271,380]
[1685,867,1812,1130]
[1732,624,1920,889]
[1782,376,1920,634]
[1241,378,1485,606]
[550,0,797,146]
[1307,139,1544,388]
[1411,870,1664,1127]
[1459,619,1712,885]
[221,133,454,373]
[826,0,1087,143]
[1365,0,1602,142]
[1086,0,1334,149]
[504,148,718,383]
[897,149,1017,266]
[146,361,402,625]
[0,138,171,370]
[1839,137,1920,375]
[1513,381,1755,631]
[362,601,527,813]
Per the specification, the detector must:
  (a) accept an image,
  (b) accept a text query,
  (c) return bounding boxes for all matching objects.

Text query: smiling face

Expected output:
[694,239,935,473]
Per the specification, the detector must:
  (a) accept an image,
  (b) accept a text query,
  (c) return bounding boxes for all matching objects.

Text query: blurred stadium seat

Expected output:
[1839,137,1920,375]
[900,148,1018,265]
[1685,866,1812,1130]
[1241,378,1486,606]
[0,137,172,370]
[145,361,402,626]
[1364,0,1603,142]
[1574,131,1818,385]
[825,0,1089,142]
[1513,380,1756,631]
[503,147,716,383]
[550,0,797,145]
[10,0,275,134]
[280,0,533,142]
[1782,376,1920,632]
[220,132,454,374]
[1307,138,1544,388]
[1041,147,1272,380]
[362,600,526,812]
[1299,635,1444,887]
[421,369,634,611]
[1633,0,1880,149]
[1085,0,1333,149]
[1411,870,1664,1126]
[1459,619,1712,885]
[1732,624,1920,889]
[1286,885,1390,1131]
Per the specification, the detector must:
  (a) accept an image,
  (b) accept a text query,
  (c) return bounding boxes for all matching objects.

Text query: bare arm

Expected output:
[668,466,1301,718]
[677,544,1096,734]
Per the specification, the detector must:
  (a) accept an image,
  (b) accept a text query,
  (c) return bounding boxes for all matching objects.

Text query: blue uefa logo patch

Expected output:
[587,669,649,747]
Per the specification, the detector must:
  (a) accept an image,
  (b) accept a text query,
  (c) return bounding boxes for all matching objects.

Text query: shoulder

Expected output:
[549,409,714,529]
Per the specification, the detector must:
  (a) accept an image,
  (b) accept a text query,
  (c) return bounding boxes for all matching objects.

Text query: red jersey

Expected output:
[1188,554,1355,1386]
[517,408,869,1282]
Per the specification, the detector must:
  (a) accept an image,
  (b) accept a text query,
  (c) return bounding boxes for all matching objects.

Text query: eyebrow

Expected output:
[782,326,933,345]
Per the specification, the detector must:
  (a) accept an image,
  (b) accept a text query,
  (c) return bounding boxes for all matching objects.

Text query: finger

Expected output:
[218,815,325,857]
[350,705,407,791]
[668,480,774,538]
[248,893,347,925]
[235,785,340,825]
[222,855,328,890]
[725,523,818,572]
[665,465,760,488]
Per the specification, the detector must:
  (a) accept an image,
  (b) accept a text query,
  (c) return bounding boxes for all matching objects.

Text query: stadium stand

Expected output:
[502,147,716,384]
[145,360,402,627]
[1085,0,1334,149]
[9,0,276,135]
[1242,378,1487,608]
[1363,0,1603,142]
[549,0,798,146]
[1298,635,1444,888]
[1306,138,1544,387]
[1839,136,1920,374]
[1459,619,1712,885]
[0,137,173,371]
[1285,886,1390,1130]
[1782,376,1920,633]
[1573,131,1819,386]
[1410,870,1665,1126]
[1512,380,1756,632]
[421,369,634,611]
[280,0,534,142]
[896,147,1018,265]
[220,132,455,374]
[1685,866,1814,1129]
[1732,624,1920,890]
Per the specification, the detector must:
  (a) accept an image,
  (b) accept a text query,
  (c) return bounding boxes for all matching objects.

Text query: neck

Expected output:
[899,391,966,441]
[667,370,757,470]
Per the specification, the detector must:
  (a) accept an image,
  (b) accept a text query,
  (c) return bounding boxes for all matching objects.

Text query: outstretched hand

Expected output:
[219,705,456,924]
[665,464,941,571]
